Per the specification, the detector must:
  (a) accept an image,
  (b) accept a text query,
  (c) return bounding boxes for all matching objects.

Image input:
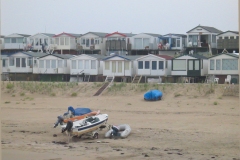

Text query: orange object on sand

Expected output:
[63,110,100,123]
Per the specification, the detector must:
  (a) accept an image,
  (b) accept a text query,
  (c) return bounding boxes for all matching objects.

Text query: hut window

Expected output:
[195,60,199,70]
[81,38,85,45]
[188,60,193,70]
[118,61,122,73]
[44,39,48,45]
[72,60,76,69]
[95,38,99,44]
[17,38,23,43]
[138,61,143,69]
[230,36,234,39]
[65,37,69,45]
[91,60,96,69]
[224,37,228,39]
[39,60,44,68]
[159,61,164,69]
[143,38,150,48]
[21,58,26,67]
[55,38,59,45]
[172,38,176,47]
[219,37,222,39]
[112,61,116,73]
[16,58,20,67]
[212,35,216,43]
[85,60,89,69]
[210,60,214,70]
[46,60,50,69]
[9,57,14,66]
[4,38,10,43]
[60,37,64,45]
[124,61,129,70]
[236,36,239,39]
[86,39,89,47]
[78,60,83,69]
[177,39,180,47]
[145,61,149,69]
[35,38,39,45]
[222,59,238,70]
[2,59,7,67]
[58,60,63,68]
[134,38,142,49]
[152,61,157,70]
[172,60,186,70]
[11,38,17,43]
[91,38,94,45]
[216,59,221,70]
[165,61,168,69]
[105,61,110,70]
[51,60,56,68]
[28,57,32,66]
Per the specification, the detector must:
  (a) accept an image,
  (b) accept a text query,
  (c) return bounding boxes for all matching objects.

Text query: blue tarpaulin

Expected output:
[68,106,92,116]
[144,90,163,101]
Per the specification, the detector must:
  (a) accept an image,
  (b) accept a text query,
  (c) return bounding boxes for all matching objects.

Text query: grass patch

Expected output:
[50,93,56,97]
[71,92,77,97]
[174,93,182,97]
[127,103,131,105]
[213,101,218,105]
[5,101,10,104]
[12,94,15,97]
[218,96,222,99]
[20,92,25,96]
[6,83,14,89]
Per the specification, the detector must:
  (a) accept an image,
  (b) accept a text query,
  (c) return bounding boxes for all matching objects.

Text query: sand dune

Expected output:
[1,82,239,160]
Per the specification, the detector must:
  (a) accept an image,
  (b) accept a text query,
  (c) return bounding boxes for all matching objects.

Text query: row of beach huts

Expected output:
[0,24,239,84]
[1,51,239,84]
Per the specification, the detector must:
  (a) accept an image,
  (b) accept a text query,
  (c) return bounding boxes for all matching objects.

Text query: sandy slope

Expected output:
[1,82,239,160]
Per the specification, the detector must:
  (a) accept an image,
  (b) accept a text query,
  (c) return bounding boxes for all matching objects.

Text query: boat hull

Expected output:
[62,114,108,137]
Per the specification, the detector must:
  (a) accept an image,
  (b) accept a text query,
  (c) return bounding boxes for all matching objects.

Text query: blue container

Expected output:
[144,90,163,101]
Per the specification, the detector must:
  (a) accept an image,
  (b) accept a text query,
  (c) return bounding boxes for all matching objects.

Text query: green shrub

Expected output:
[51,93,56,97]
[213,101,218,105]
[71,92,77,97]
[6,83,14,89]
[174,93,182,97]
[20,92,25,96]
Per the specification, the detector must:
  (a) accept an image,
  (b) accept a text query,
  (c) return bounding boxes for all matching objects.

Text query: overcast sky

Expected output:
[1,0,238,36]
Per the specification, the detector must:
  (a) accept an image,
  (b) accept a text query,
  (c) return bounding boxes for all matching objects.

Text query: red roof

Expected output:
[157,55,173,60]
[105,32,126,37]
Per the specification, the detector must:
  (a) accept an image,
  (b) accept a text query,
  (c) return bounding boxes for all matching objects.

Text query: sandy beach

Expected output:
[1,81,239,160]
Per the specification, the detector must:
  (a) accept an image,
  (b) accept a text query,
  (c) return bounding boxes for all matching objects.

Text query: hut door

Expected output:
[187,60,200,76]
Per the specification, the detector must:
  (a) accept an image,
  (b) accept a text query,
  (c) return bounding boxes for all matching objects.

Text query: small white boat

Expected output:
[105,124,131,138]
[61,114,108,139]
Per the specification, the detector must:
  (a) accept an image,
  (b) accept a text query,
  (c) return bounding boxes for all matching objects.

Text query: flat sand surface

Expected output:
[1,82,239,160]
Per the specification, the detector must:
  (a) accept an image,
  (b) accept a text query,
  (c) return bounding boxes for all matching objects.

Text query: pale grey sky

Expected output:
[1,0,239,36]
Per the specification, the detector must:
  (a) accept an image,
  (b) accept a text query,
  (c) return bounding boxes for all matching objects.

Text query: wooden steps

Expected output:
[132,75,142,83]
[93,82,110,96]
[93,76,114,96]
